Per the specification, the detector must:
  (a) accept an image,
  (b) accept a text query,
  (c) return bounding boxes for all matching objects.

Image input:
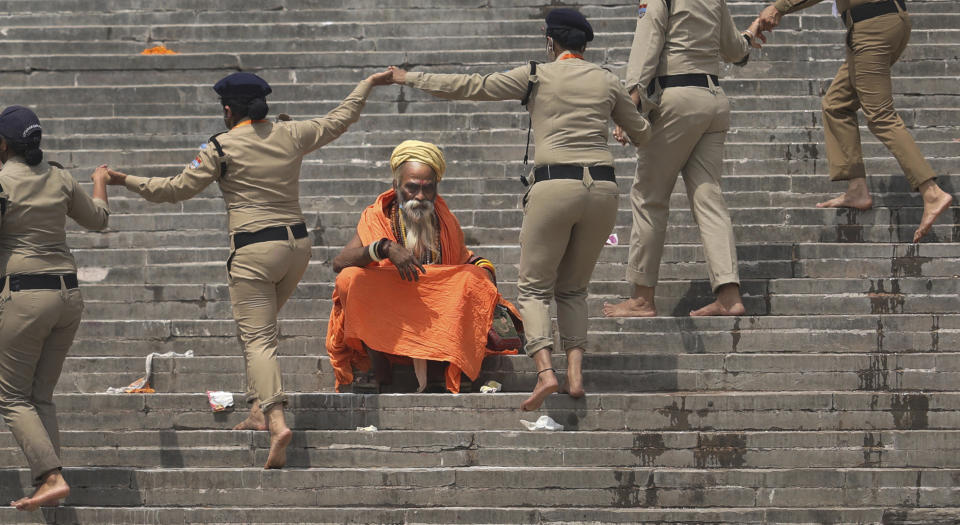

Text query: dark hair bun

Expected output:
[248,99,268,120]
[23,147,43,166]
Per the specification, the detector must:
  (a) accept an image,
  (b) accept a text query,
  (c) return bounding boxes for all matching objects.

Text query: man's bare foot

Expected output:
[602,297,657,318]
[233,401,266,431]
[521,368,559,411]
[690,299,746,316]
[264,427,292,469]
[11,472,69,511]
[914,187,953,242]
[564,349,585,399]
[816,193,873,210]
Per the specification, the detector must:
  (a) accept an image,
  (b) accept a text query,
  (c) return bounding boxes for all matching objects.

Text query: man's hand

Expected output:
[91,164,111,185]
[758,4,783,31]
[387,66,407,85]
[367,69,394,86]
[105,168,127,185]
[746,18,768,49]
[613,125,629,145]
[387,241,426,281]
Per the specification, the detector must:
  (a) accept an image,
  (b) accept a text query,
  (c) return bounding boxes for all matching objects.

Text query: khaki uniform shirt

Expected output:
[125,79,373,234]
[774,0,880,15]
[626,0,752,93]
[0,157,110,275]
[404,58,651,167]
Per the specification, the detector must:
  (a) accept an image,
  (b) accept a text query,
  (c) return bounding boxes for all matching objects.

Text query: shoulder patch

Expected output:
[638,2,647,17]
[190,156,201,169]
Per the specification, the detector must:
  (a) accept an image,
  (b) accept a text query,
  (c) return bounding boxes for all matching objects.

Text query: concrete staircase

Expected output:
[1,0,958,523]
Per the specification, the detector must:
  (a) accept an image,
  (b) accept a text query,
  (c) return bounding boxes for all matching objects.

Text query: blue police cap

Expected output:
[545,8,594,42]
[213,72,272,101]
[0,105,41,142]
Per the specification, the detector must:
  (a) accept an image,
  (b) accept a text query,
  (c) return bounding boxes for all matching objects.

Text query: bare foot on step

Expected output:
[602,297,656,318]
[914,189,953,243]
[12,472,69,511]
[690,299,746,317]
[521,368,559,411]
[264,428,293,469]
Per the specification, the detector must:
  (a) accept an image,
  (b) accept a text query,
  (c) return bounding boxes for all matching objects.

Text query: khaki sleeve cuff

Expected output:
[403,71,424,88]
[773,0,791,13]
[124,174,146,193]
[354,79,373,99]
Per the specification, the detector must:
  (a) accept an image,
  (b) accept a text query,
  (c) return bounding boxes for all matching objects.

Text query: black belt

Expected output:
[846,0,905,24]
[533,165,616,184]
[647,74,719,97]
[232,223,308,250]
[6,274,79,291]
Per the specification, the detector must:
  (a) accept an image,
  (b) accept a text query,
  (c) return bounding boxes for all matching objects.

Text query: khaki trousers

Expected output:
[823,9,935,190]
[228,233,312,411]
[627,84,740,292]
[0,280,83,485]
[518,175,619,356]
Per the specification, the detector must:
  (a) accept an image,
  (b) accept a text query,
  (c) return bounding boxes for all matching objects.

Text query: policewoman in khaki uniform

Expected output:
[603,0,762,319]
[756,0,952,241]
[0,106,111,511]
[108,70,392,468]
[390,9,651,411]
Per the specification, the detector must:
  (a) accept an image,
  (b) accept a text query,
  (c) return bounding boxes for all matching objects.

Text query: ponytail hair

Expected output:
[223,97,269,121]
[8,131,43,166]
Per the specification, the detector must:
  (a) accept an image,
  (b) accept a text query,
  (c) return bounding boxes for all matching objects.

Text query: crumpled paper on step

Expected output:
[479,380,502,393]
[106,350,194,394]
[206,391,234,412]
[520,415,563,431]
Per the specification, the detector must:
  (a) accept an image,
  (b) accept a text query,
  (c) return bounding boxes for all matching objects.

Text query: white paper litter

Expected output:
[520,415,564,431]
[356,425,379,432]
[106,350,194,393]
[479,380,502,393]
[206,390,234,412]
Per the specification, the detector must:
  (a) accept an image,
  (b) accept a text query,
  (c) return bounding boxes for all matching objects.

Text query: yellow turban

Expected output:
[390,140,446,181]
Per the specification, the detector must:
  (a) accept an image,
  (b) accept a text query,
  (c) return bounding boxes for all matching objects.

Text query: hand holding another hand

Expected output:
[387,66,408,85]
[758,4,783,31]
[367,69,394,86]
[91,164,111,185]
[105,168,128,186]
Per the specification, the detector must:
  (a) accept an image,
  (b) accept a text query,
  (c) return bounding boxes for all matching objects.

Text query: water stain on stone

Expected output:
[931,315,940,352]
[610,470,642,507]
[656,398,693,430]
[861,432,883,467]
[631,433,665,467]
[731,318,741,352]
[890,393,929,430]
[693,433,747,468]
[835,208,864,243]
[857,353,889,391]
[952,208,960,242]
[891,244,931,277]
[868,279,904,314]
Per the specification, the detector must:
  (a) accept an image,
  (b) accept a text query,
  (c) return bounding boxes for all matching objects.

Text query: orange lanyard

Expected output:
[231,119,267,129]
[558,53,584,61]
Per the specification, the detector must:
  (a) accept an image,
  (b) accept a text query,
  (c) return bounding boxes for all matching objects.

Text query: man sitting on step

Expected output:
[326,140,521,393]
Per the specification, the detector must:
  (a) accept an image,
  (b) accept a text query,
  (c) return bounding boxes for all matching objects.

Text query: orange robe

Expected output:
[326,189,519,392]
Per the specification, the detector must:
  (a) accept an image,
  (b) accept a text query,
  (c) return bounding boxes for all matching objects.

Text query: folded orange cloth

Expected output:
[326,189,519,392]
[141,45,177,55]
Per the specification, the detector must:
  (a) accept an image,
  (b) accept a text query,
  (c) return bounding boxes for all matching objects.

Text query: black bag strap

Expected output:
[520,61,539,185]
[208,132,228,179]
[0,182,6,217]
[47,160,64,169]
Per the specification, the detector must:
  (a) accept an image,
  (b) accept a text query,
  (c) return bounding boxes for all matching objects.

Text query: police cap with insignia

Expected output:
[0,105,44,166]
[545,8,594,46]
[213,72,272,102]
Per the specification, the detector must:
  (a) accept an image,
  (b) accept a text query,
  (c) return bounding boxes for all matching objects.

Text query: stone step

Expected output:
[1,465,958,510]
[70,313,960,357]
[2,429,956,469]
[1,505,954,525]
[50,350,960,394]
[14,391,955,431]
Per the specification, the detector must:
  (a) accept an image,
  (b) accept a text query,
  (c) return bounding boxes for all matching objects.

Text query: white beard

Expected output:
[401,198,437,260]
